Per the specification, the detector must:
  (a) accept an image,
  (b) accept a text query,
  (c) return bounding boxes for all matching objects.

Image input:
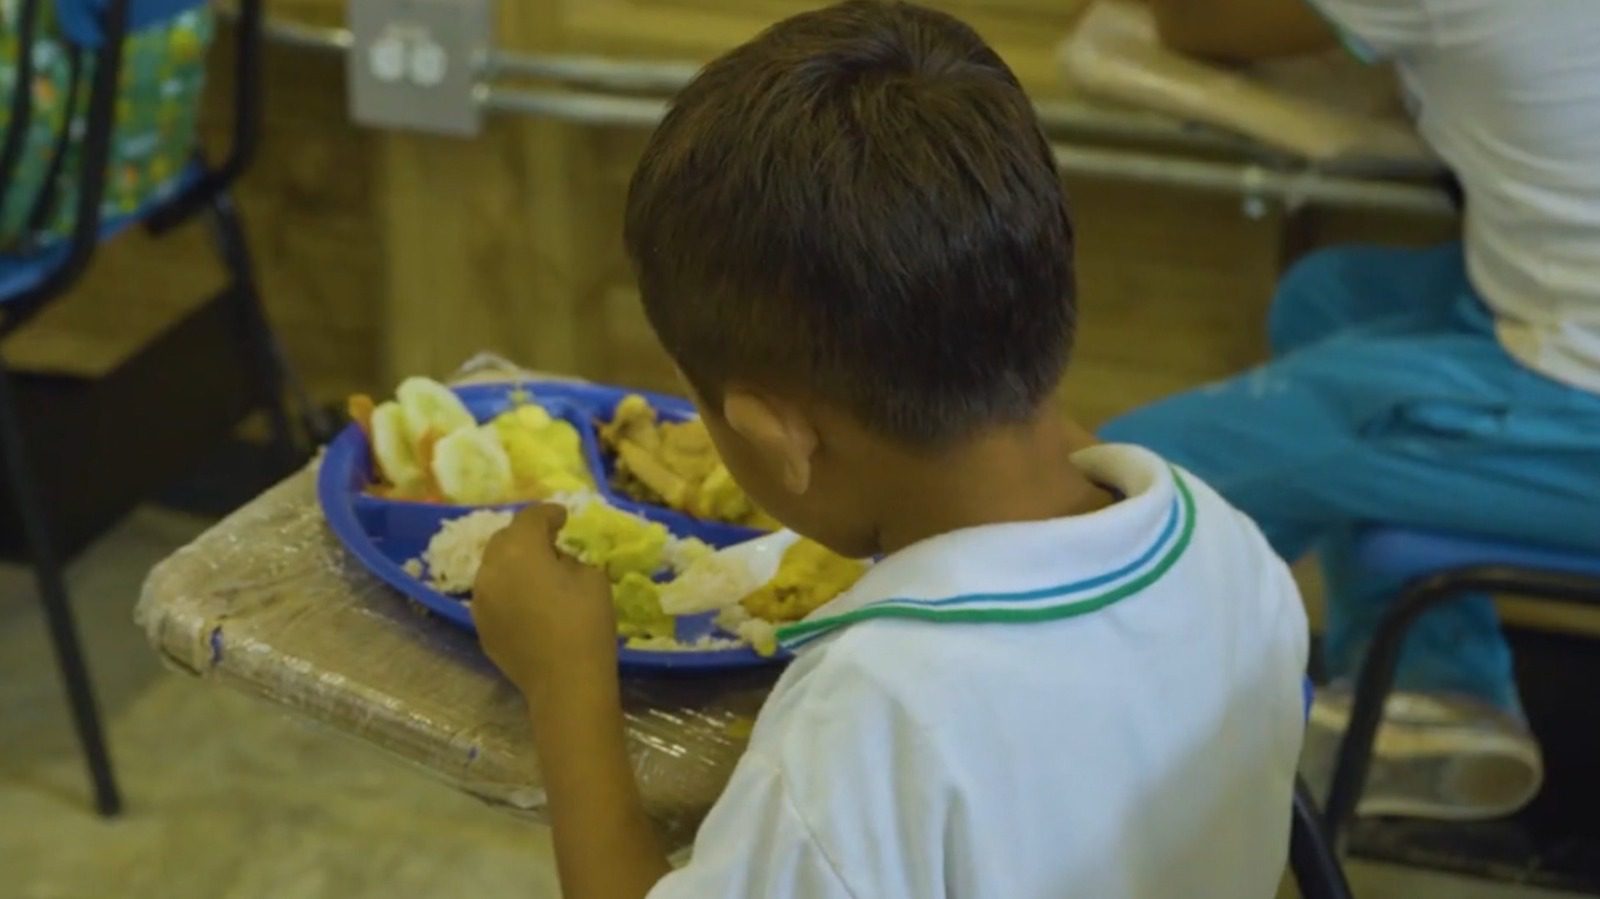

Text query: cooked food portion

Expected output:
[413,500,694,644]
[611,572,675,642]
[715,538,866,656]
[409,504,863,656]
[599,395,776,529]
[494,403,592,497]
[554,497,672,582]
[418,509,514,594]
[738,538,866,624]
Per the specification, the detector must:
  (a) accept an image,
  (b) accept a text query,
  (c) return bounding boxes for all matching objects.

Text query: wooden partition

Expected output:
[4,0,1451,430]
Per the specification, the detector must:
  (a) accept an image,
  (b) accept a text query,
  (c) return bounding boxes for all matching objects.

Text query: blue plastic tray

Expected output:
[316,381,782,671]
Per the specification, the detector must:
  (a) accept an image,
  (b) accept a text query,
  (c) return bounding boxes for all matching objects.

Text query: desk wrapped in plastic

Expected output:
[136,357,773,847]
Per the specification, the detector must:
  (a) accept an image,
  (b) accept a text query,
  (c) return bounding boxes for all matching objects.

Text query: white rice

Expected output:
[408,496,710,597]
[714,604,779,656]
[658,551,748,616]
[416,509,515,594]
[407,502,775,654]
[548,490,602,514]
[624,633,746,653]
[662,536,713,577]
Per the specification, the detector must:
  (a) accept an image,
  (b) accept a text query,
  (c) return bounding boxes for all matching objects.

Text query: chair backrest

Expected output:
[0,0,242,333]
[1290,777,1354,899]
[3,0,216,243]
[53,0,206,47]
[0,0,128,290]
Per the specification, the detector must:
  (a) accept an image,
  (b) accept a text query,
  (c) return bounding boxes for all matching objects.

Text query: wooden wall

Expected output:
[3,0,1452,431]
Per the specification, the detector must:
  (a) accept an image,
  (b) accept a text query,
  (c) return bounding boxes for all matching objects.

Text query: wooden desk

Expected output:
[136,464,775,847]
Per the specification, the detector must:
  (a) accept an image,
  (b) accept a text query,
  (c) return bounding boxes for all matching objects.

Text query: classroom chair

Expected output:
[1323,525,1600,836]
[1291,774,1355,899]
[1,0,310,816]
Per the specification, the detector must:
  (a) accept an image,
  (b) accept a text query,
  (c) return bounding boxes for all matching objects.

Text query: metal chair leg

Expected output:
[0,360,121,816]
[1324,565,1600,837]
[204,188,330,462]
[1322,579,1440,837]
[1291,776,1353,899]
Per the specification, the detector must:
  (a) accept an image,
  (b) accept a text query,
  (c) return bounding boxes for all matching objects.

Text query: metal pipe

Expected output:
[483,50,701,94]
[232,7,1451,215]
[1051,145,1453,216]
[480,85,1450,216]
[1033,98,1262,157]
[226,10,1255,152]
[480,87,670,129]
[251,13,353,52]
[478,49,1252,157]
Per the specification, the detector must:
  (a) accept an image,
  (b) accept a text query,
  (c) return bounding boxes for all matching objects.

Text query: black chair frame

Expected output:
[1292,775,1356,898]
[1324,564,1600,837]
[0,0,295,817]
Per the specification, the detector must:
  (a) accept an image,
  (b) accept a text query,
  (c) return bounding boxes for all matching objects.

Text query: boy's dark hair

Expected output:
[625,0,1074,444]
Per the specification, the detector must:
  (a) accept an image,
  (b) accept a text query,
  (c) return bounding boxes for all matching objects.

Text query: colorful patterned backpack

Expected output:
[0,0,213,254]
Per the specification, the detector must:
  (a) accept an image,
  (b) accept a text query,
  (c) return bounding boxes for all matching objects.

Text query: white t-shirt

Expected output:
[1310,0,1600,394]
[649,445,1309,899]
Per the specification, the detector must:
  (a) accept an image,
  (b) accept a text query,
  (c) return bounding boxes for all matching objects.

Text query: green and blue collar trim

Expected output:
[777,464,1198,652]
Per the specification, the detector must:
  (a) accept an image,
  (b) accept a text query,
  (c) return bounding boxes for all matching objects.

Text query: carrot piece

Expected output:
[347,394,376,440]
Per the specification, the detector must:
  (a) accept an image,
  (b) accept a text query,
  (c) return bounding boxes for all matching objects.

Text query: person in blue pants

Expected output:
[1137,0,1600,819]
[1104,243,1600,818]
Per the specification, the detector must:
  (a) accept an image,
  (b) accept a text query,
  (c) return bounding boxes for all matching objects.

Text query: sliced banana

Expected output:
[370,401,427,494]
[432,425,515,505]
[396,377,476,447]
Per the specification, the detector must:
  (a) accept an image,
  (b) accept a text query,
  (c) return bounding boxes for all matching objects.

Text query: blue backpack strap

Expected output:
[0,0,45,225]
[52,0,205,47]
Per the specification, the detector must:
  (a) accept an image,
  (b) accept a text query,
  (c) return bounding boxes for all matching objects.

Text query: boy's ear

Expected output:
[722,387,818,495]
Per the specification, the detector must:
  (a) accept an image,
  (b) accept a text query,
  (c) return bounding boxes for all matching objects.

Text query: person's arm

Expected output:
[527,672,670,899]
[1146,0,1337,62]
[473,506,670,899]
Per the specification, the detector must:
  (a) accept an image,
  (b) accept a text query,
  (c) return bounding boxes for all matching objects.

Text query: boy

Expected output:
[472,3,1309,897]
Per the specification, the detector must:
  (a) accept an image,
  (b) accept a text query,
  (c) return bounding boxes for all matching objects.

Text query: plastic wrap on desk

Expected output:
[135,356,773,847]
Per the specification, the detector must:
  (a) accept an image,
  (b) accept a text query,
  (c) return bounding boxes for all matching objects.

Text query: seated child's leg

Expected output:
[1318,526,1518,711]
[1102,308,1600,716]
[1099,378,1325,558]
[1268,243,1469,357]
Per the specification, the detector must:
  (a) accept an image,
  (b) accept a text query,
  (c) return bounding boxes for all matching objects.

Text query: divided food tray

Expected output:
[317,380,779,671]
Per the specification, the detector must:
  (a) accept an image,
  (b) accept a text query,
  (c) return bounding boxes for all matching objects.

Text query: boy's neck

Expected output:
[869,414,1113,555]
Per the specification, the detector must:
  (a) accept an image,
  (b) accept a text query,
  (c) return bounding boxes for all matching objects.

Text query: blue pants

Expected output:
[1103,244,1600,713]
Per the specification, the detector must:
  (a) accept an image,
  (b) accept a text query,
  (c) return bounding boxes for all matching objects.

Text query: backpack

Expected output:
[0,0,213,254]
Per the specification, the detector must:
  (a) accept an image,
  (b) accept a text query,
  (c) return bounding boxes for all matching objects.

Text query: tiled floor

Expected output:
[1,508,555,899]
[0,509,1587,898]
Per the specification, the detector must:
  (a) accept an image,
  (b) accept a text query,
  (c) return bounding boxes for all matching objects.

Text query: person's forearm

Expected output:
[1146,0,1335,62]
[528,675,671,899]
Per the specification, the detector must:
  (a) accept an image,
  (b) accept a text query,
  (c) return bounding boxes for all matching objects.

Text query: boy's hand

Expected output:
[472,504,617,699]
[477,507,670,899]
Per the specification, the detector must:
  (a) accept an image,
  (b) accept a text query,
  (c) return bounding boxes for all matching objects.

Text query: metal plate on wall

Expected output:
[348,0,491,136]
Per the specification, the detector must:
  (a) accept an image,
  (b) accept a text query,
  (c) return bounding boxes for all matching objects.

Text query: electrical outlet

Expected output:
[348,0,491,136]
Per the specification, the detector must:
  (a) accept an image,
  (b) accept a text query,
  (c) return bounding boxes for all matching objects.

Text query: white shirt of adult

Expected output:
[648,444,1310,899]
[1311,0,1600,394]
